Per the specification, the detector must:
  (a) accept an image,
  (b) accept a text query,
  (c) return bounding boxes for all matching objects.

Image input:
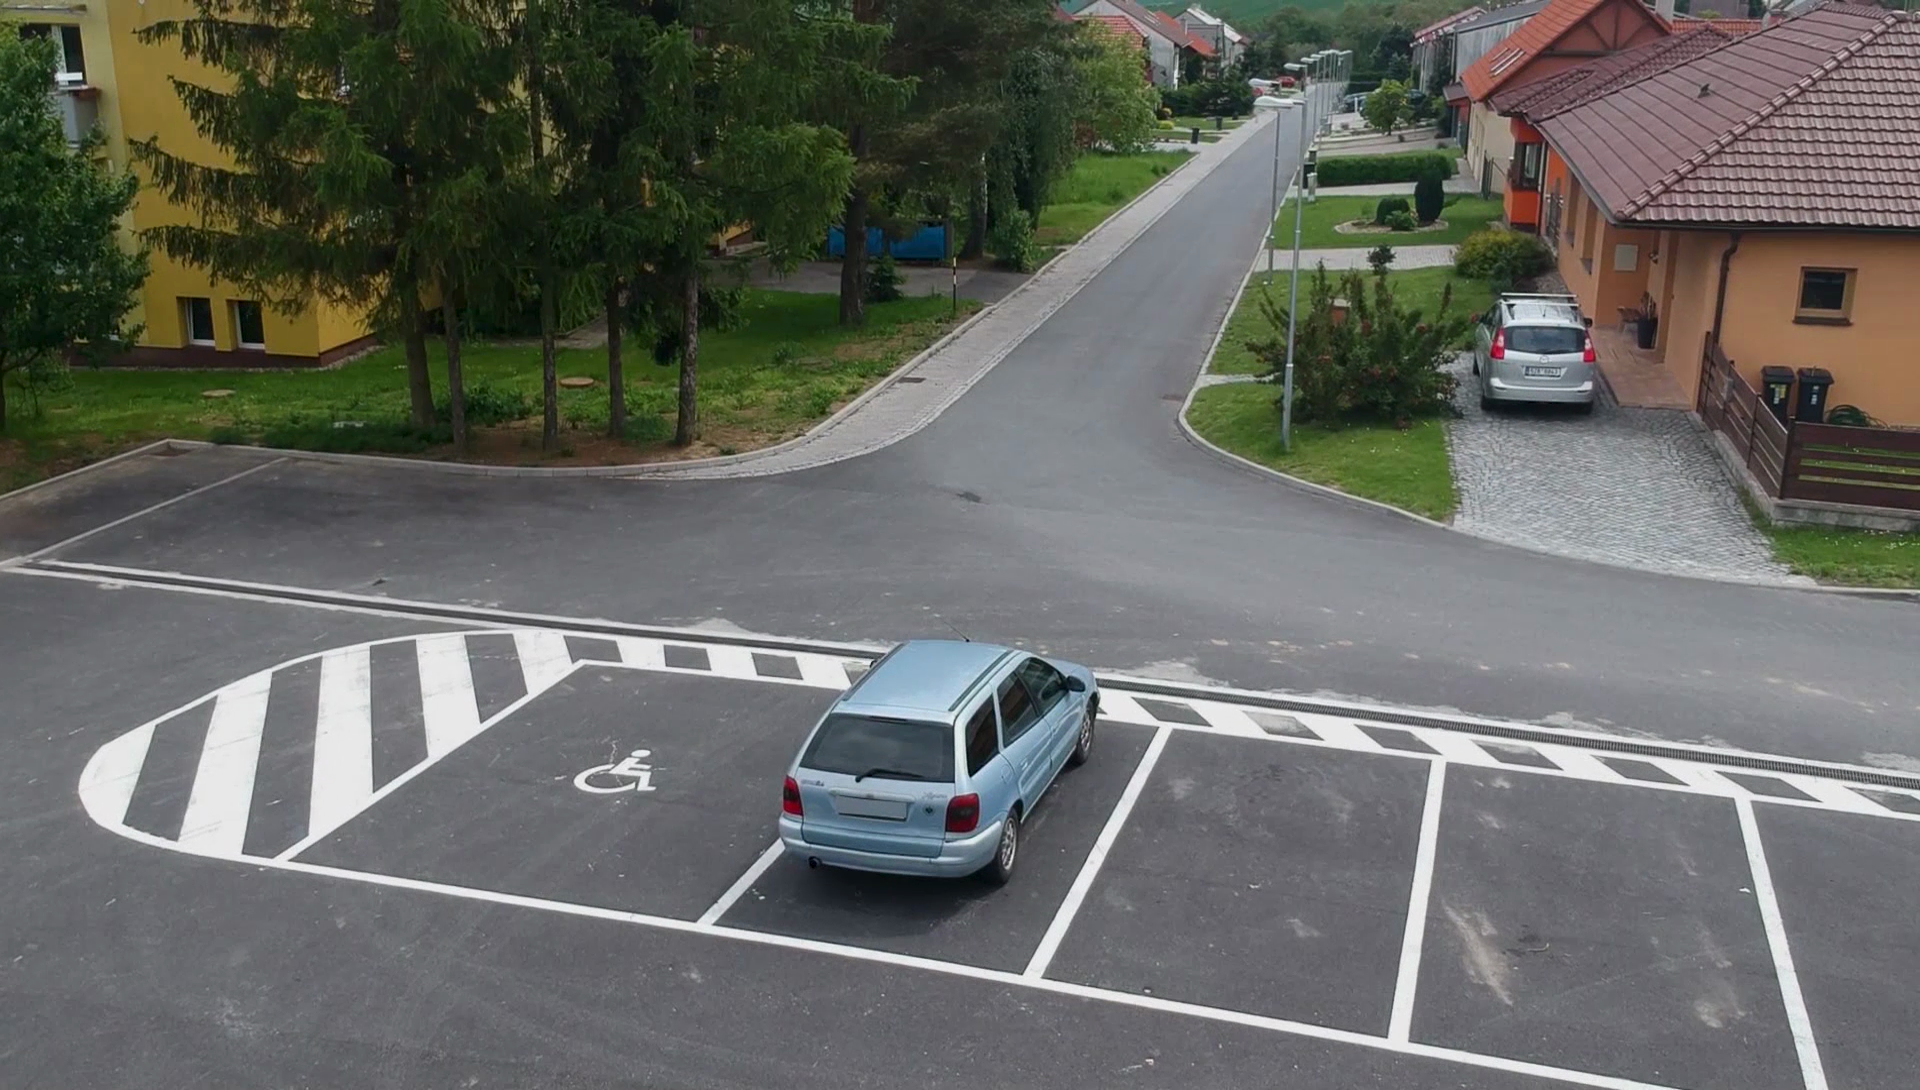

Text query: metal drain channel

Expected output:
[26,558,1920,794]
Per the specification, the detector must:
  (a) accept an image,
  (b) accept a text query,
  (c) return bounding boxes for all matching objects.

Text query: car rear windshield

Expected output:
[1505,325,1586,355]
[801,715,955,782]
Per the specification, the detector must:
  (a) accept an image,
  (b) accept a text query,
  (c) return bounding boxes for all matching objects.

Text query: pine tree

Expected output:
[0,34,147,431]
[135,0,522,432]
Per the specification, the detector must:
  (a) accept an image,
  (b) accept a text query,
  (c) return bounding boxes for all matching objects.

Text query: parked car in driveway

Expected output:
[1472,293,1598,413]
[778,639,1098,885]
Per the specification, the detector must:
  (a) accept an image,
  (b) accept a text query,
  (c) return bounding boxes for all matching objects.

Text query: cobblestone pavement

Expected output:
[1444,354,1807,584]
[627,123,1261,480]
[1257,244,1455,273]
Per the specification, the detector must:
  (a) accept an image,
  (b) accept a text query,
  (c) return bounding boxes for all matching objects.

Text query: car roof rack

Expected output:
[1499,293,1580,302]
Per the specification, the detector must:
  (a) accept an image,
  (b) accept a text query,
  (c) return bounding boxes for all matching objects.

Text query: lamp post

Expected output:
[1278,62,1312,452]
[1252,92,1290,284]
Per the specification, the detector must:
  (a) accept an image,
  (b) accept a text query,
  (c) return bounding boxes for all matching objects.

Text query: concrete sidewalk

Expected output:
[1253,244,1456,273]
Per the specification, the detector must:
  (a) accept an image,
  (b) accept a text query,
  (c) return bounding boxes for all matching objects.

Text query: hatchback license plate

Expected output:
[832,793,910,821]
[1523,366,1563,378]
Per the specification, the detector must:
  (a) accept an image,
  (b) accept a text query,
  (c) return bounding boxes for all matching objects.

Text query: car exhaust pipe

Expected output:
[807,856,820,869]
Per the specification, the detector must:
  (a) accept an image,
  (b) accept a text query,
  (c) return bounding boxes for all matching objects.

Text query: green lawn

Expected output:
[1186,382,1457,520]
[1757,522,1920,588]
[1213,267,1495,376]
[0,291,973,488]
[1036,150,1192,248]
[1272,194,1504,249]
[1169,116,1245,131]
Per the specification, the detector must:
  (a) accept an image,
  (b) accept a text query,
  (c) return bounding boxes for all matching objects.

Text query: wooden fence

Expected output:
[1698,339,1920,513]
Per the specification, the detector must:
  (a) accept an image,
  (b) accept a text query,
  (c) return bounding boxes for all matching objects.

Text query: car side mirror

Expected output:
[1583,316,1594,329]
[1065,676,1087,693]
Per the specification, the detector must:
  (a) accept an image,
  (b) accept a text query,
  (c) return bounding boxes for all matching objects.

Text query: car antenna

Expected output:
[936,615,971,642]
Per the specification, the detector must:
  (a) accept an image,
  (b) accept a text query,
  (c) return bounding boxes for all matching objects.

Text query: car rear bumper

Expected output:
[779,814,1003,877]
[1487,377,1595,404]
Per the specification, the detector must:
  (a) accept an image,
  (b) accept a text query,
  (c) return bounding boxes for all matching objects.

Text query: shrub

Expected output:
[436,383,532,427]
[1385,209,1418,232]
[1248,265,1471,426]
[988,213,1040,273]
[1454,228,1554,288]
[1414,176,1445,224]
[261,417,451,454]
[1373,196,1411,226]
[1367,244,1395,275]
[865,251,904,304]
[1314,152,1454,187]
[1157,118,1175,130]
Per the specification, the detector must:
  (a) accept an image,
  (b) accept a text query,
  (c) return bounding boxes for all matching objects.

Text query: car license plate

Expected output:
[1523,366,1563,378]
[831,793,910,821]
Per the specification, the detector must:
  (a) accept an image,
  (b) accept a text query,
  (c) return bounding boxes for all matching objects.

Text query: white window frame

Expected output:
[231,300,266,350]
[183,297,217,346]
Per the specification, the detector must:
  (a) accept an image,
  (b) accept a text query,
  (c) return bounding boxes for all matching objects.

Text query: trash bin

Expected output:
[1214,115,1225,131]
[1190,127,1201,145]
[1760,366,1795,424]
[1635,313,1659,350]
[1794,367,1833,423]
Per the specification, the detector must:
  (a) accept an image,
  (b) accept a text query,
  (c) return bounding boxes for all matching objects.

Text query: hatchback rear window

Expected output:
[801,715,954,782]
[1505,325,1586,355]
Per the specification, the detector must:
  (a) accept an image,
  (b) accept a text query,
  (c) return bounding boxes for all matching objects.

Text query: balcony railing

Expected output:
[49,84,99,147]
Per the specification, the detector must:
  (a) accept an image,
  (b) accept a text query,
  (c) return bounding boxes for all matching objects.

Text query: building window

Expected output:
[1509,142,1544,192]
[1795,268,1854,324]
[182,297,216,345]
[232,301,266,349]
[19,24,86,84]
[1580,203,1597,271]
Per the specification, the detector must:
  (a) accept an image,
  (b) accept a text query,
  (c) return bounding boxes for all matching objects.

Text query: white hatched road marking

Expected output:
[416,634,482,758]
[310,646,374,835]
[178,670,273,854]
[512,630,573,694]
[77,720,155,829]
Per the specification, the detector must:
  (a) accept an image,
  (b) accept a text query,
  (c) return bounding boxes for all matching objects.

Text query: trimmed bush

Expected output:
[1373,196,1411,226]
[1385,209,1418,232]
[1413,176,1445,224]
[1315,151,1454,188]
[1453,228,1555,288]
[989,213,1039,272]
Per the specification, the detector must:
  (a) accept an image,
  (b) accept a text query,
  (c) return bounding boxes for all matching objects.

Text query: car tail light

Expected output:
[945,793,980,834]
[782,776,803,817]
[1489,329,1506,360]
[1582,335,1597,364]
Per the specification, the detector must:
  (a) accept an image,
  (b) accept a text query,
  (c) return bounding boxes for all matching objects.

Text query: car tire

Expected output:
[1480,394,1496,413]
[1471,357,1480,376]
[979,808,1020,886]
[1574,400,1595,416]
[1067,700,1096,768]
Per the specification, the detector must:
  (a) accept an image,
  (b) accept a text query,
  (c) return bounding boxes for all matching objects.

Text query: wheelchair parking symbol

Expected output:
[573,749,658,795]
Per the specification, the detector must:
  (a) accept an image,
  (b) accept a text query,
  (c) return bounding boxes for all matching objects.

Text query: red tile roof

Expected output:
[1460,0,1656,101]
[1675,14,1767,35]
[1492,24,1735,120]
[1052,4,1076,23]
[1077,12,1149,48]
[1155,9,1216,56]
[1539,5,1920,229]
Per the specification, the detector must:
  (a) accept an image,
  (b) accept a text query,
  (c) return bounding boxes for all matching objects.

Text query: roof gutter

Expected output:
[1710,231,1742,350]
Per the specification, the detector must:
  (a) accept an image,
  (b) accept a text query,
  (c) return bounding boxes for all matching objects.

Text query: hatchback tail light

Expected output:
[1488,329,1506,360]
[945,793,980,834]
[782,776,803,817]
[1582,335,1597,364]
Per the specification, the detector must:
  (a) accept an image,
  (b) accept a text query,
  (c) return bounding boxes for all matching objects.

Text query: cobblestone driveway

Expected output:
[1445,355,1805,584]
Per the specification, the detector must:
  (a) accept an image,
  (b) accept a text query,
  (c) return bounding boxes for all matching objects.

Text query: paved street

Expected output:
[3,108,1919,1090]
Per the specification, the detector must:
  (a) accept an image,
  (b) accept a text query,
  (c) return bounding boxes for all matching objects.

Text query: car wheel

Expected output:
[1067,700,1096,768]
[1573,400,1595,416]
[1471,357,1480,376]
[980,808,1021,886]
[1480,394,1496,413]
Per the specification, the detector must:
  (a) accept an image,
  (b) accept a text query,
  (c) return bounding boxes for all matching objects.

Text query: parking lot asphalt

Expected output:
[27,586,1918,1090]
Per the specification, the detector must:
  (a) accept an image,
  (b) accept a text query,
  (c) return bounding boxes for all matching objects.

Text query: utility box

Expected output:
[1760,366,1795,424]
[1794,367,1834,424]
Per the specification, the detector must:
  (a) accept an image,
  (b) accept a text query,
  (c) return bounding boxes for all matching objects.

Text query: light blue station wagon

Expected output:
[779,640,1099,885]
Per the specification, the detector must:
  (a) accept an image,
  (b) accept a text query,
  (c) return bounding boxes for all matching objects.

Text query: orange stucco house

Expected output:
[1453,0,1669,205]
[1519,4,1920,426]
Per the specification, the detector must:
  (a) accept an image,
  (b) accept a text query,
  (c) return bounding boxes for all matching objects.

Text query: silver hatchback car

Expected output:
[778,640,1098,885]
[1472,293,1598,413]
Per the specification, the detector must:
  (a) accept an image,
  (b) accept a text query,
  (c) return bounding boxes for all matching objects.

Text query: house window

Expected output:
[1580,203,1597,271]
[1795,268,1854,324]
[232,301,266,349]
[1510,143,1544,192]
[19,24,85,84]
[182,297,216,345]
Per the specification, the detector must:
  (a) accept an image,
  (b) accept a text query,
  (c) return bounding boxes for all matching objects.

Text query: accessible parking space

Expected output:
[1043,730,1431,1032]
[719,723,1154,971]
[1411,768,1799,1090]
[298,666,836,921]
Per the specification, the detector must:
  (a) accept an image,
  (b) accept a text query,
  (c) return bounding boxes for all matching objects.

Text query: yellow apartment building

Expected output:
[12,0,378,366]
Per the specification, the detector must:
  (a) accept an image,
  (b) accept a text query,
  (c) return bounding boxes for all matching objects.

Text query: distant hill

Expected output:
[1069,0,1402,28]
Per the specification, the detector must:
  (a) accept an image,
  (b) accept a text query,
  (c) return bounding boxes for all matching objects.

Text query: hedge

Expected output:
[1315,151,1456,188]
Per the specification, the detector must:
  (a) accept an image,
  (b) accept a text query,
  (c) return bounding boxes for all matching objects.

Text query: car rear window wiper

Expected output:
[853,767,928,782]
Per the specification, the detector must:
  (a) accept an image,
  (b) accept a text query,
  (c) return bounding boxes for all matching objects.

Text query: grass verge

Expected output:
[1753,518,1920,588]
[1272,193,1503,249]
[1186,382,1457,520]
[1212,267,1494,377]
[1036,150,1192,248]
[0,291,974,488]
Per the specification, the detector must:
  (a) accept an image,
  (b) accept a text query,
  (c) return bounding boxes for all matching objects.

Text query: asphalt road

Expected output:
[3,115,1919,1090]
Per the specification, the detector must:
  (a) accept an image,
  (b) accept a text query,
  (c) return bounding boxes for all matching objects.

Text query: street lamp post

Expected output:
[1278,63,1312,452]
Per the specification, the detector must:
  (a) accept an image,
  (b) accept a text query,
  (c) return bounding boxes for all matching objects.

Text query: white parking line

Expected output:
[21,457,284,562]
[696,840,785,926]
[1388,761,1446,1043]
[1023,725,1172,979]
[1737,798,1830,1090]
